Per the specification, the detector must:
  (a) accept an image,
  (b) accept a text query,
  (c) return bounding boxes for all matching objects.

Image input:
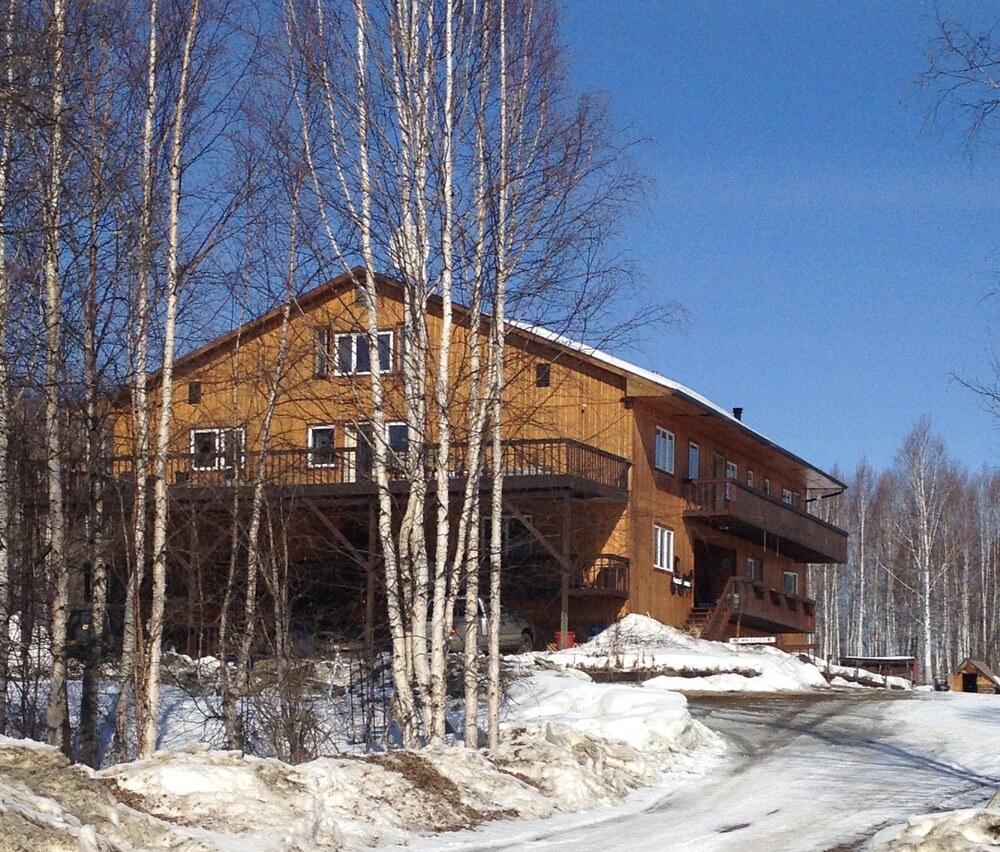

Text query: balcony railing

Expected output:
[110,438,629,498]
[569,554,629,598]
[683,478,847,564]
[702,576,816,640]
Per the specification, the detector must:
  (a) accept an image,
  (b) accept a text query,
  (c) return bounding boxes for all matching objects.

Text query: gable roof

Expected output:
[955,658,1000,686]
[169,266,845,493]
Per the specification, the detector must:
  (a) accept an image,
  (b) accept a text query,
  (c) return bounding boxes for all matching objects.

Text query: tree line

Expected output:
[810,417,1000,683]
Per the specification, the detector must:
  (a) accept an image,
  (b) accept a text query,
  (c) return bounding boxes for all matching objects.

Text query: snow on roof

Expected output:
[512,319,845,491]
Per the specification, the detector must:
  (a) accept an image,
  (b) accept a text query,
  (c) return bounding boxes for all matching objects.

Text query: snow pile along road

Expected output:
[0,663,723,849]
[869,805,1000,849]
[535,613,835,692]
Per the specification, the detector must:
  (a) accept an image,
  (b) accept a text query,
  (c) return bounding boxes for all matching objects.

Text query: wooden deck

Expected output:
[110,438,631,502]
[683,478,848,563]
[700,576,816,639]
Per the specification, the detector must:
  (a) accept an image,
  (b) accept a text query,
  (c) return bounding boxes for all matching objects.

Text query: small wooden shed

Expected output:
[949,658,1000,694]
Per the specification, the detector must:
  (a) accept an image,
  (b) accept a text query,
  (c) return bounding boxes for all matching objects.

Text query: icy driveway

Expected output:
[413,691,1000,852]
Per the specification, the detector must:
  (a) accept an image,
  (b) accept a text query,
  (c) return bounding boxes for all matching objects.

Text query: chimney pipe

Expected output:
[732,407,743,421]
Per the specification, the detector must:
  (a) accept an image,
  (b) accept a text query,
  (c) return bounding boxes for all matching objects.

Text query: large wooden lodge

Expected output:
[109,269,848,654]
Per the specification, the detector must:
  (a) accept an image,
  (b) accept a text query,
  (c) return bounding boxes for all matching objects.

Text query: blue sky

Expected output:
[560,1,1000,476]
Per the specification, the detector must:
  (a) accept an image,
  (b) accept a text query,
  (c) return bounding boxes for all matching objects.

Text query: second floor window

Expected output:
[747,557,763,582]
[387,422,409,454]
[726,460,737,480]
[747,468,754,488]
[335,331,393,375]
[191,427,244,471]
[655,427,675,474]
[783,571,799,595]
[782,488,793,505]
[653,524,674,572]
[688,442,699,479]
[308,426,335,468]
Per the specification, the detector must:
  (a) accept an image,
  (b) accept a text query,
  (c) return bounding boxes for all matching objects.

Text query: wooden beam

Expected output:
[302,499,367,566]
[502,502,572,572]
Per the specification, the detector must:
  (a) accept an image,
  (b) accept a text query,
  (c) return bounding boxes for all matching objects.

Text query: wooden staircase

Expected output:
[684,606,712,637]
[684,580,739,642]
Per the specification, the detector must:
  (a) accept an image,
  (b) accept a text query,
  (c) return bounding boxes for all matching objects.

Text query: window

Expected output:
[726,460,737,480]
[191,428,244,471]
[334,331,393,375]
[308,426,335,468]
[747,557,763,583]
[654,427,675,474]
[535,362,551,388]
[783,571,799,595]
[782,488,793,505]
[187,382,201,405]
[763,478,771,496]
[653,524,674,572]
[747,469,754,489]
[314,327,330,376]
[688,442,700,479]
[387,422,409,460]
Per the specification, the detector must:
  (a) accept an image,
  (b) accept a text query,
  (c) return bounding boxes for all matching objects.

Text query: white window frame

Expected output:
[782,487,793,505]
[763,477,771,496]
[334,330,394,375]
[653,524,674,573]
[307,425,336,468]
[747,557,763,583]
[688,442,699,480]
[726,460,737,480]
[654,427,675,474]
[783,571,799,595]
[747,468,754,489]
[190,427,244,471]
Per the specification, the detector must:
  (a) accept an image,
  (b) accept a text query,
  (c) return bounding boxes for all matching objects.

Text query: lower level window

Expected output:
[783,571,799,595]
[654,524,674,572]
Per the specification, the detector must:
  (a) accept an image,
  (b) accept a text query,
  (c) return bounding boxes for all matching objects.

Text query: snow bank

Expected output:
[0,657,723,850]
[869,806,1000,849]
[534,614,831,692]
[506,668,711,752]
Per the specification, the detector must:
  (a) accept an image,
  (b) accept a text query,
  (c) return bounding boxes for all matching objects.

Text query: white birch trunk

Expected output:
[116,0,158,761]
[0,0,17,739]
[42,0,69,753]
[141,0,200,758]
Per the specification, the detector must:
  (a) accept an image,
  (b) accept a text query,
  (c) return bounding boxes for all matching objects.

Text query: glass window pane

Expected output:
[355,334,371,373]
[192,430,218,469]
[388,423,408,451]
[378,332,393,372]
[337,335,353,373]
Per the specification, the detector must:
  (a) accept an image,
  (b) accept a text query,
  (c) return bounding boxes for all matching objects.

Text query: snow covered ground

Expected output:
[1,615,995,851]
